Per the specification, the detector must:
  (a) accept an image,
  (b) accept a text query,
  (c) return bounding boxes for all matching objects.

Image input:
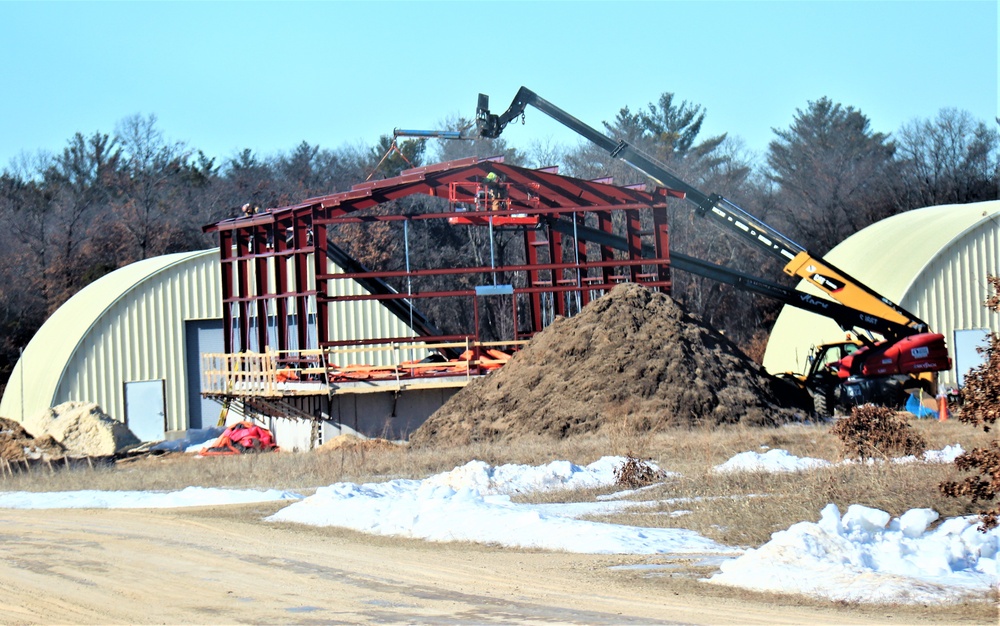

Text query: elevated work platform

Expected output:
[201,340,522,399]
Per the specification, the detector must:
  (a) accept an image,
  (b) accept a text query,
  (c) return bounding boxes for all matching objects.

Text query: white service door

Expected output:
[125,379,166,442]
[954,328,991,388]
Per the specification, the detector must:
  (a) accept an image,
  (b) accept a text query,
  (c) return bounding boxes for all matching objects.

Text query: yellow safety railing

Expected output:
[202,347,325,398]
[202,340,529,397]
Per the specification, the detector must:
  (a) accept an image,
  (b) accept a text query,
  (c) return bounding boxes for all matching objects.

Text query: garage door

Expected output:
[185,319,224,429]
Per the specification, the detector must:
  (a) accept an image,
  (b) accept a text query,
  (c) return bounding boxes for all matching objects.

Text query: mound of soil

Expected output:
[315,434,402,453]
[411,284,804,445]
[24,402,140,456]
[0,417,66,461]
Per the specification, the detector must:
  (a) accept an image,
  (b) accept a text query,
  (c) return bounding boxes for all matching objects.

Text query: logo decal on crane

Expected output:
[810,272,846,293]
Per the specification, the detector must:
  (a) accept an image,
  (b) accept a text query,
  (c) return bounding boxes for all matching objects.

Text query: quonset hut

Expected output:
[763,200,1000,389]
[0,250,222,440]
[0,248,425,447]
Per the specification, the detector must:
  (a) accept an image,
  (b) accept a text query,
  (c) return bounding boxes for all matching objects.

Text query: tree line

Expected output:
[1,99,998,394]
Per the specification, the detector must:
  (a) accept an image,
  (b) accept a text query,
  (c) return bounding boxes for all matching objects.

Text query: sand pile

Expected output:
[24,401,141,456]
[411,284,804,445]
[315,434,402,453]
[0,417,65,461]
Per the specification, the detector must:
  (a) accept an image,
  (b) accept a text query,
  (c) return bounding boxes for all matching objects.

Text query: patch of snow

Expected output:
[893,444,965,465]
[424,456,638,495]
[709,503,999,604]
[714,449,832,473]
[267,458,732,556]
[150,427,226,453]
[0,487,301,509]
[716,445,966,474]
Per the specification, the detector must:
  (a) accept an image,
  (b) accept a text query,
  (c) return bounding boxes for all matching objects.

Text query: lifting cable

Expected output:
[365,139,414,182]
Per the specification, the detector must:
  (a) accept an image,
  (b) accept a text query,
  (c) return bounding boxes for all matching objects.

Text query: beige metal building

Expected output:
[1,250,221,438]
[763,200,1000,388]
[0,249,422,442]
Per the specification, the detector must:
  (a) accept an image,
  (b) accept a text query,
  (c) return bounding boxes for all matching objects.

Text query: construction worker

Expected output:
[484,172,506,211]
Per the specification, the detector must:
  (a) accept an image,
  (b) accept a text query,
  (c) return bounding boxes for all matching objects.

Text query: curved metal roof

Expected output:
[762,200,1000,378]
[0,250,217,422]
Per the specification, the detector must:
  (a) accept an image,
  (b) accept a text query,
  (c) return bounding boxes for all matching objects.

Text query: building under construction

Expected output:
[198,156,678,446]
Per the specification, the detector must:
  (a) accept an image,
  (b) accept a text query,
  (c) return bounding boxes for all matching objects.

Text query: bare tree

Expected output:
[114,113,191,260]
[894,108,1000,208]
[44,131,122,302]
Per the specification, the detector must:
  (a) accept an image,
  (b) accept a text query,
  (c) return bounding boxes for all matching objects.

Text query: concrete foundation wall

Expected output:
[242,387,461,451]
[325,388,459,441]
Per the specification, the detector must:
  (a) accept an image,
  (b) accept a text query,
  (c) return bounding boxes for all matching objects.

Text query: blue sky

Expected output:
[1,1,996,170]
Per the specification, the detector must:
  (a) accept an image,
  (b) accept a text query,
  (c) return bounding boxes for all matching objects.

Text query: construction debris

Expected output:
[200,421,278,456]
[411,284,805,445]
[24,401,141,457]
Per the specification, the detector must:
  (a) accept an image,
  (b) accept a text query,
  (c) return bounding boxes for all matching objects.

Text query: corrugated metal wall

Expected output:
[55,252,222,432]
[905,217,1000,386]
[7,250,428,432]
[322,258,426,367]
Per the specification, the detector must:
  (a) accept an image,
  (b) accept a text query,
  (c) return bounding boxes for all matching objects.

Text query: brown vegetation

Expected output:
[830,404,927,461]
[940,275,1000,529]
[1,419,990,550]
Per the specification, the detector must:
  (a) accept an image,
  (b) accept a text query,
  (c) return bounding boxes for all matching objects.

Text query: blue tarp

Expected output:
[905,393,938,419]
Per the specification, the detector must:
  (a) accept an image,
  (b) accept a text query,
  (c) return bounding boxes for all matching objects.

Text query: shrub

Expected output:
[830,404,927,461]
[614,455,667,488]
[940,275,1000,530]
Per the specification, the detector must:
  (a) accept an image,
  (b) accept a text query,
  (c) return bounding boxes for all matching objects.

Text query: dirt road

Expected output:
[0,504,983,625]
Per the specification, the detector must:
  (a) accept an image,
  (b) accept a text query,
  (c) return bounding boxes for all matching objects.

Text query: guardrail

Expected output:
[201,340,527,397]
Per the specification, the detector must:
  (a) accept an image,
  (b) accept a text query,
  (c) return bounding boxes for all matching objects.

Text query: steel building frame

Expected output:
[204,156,680,378]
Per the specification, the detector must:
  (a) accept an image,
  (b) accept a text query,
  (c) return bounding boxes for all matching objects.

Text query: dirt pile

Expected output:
[0,417,65,461]
[24,401,141,456]
[315,434,402,453]
[411,284,804,445]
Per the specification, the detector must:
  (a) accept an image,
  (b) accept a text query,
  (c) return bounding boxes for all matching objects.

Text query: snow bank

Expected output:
[709,503,999,603]
[714,449,832,473]
[268,457,729,555]
[423,456,670,495]
[715,445,966,474]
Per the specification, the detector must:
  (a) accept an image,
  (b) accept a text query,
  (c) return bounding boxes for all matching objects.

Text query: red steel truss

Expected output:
[204,156,681,366]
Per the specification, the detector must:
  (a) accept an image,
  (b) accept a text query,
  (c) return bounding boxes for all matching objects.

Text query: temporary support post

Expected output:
[253,224,269,352]
[625,210,642,281]
[652,208,671,286]
[311,216,328,351]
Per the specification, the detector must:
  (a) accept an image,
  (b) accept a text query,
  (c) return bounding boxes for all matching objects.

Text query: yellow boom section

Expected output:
[782,251,915,328]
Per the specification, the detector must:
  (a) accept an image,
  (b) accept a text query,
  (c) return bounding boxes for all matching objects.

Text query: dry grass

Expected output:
[2,416,995,548]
